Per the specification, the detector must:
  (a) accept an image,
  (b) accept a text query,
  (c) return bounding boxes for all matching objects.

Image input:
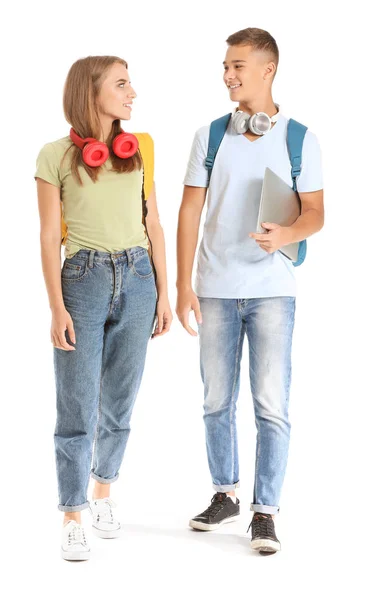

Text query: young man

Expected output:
[176,28,324,554]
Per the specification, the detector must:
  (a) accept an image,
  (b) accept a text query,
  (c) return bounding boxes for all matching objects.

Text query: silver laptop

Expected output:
[256,167,301,262]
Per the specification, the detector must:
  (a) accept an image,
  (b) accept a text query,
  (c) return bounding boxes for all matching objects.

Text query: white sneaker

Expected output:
[61,520,91,561]
[89,498,121,538]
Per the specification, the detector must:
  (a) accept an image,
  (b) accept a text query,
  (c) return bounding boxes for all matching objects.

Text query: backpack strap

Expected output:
[286,119,308,266]
[135,132,155,262]
[205,113,232,185]
[287,119,307,192]
[61,213,68,246]
[135,133,154,200]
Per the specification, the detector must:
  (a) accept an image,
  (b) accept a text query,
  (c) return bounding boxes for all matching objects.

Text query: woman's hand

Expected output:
[152,296,173,338]
[51,307,76,351]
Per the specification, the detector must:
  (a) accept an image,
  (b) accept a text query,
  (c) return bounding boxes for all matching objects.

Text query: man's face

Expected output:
[223,45,274,104]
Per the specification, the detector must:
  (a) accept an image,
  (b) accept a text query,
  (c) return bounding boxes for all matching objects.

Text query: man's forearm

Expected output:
[287,208,324,244]
[176,205,201,290]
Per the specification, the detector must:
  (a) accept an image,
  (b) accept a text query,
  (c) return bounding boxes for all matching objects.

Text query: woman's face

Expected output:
[97,62,137,121]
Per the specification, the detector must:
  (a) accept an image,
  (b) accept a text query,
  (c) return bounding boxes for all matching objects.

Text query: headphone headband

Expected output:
[232,103,281,121]
[69,128,97,150]
[69,127,139,167]
[270,103,281,122]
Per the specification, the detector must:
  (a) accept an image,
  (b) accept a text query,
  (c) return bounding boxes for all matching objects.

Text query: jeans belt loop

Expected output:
[126,248,132,268]
[88,249,95,269]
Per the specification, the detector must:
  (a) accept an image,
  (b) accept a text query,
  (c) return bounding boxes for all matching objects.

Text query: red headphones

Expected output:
[69,128,139,167]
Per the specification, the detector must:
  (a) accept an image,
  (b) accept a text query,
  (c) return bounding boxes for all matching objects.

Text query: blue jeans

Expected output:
[198,297,296,515]
[54,247,157,512]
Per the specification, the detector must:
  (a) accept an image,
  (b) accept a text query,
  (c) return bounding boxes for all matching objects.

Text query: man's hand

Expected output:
[249,222,292,254]
[176,287,202,336]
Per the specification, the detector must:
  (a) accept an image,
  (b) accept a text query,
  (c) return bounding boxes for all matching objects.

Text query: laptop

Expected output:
[256,167,301,262]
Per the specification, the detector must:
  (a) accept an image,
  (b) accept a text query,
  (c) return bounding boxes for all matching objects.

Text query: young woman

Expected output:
[35,55,172,561]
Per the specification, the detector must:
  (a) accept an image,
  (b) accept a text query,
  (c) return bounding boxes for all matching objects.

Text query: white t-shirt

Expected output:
[183,113,323,299]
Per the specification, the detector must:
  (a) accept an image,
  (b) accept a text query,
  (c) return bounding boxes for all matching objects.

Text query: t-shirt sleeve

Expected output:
[34,143,61,188]
[296,131,323,193]
[183,126,210,187]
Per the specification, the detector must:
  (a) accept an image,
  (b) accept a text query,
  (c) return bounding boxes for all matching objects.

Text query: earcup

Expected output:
[232,110,251,134]
[82,141,110,167]
[248,112,272,135]
[113,132,139,159]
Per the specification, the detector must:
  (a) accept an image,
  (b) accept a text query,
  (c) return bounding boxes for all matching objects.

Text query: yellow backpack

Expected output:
[61,132,154,246]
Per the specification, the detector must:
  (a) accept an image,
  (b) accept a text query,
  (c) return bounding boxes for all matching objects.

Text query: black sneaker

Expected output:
[189,492,240,531]
[248,512,281,553]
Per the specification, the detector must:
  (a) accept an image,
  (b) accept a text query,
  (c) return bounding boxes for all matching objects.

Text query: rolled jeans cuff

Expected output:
[58,501,90,512]
[250,503,280,515]
[90,471,119,484]
[213,481,240,492]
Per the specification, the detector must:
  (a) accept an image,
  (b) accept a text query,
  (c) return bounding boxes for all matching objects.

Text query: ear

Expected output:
[264,61,276,81]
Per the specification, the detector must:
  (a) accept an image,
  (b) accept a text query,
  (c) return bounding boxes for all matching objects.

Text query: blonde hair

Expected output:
[62,55,142,185]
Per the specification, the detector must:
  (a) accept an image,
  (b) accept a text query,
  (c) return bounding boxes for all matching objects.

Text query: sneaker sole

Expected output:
[92,525,122,539]
[61,548,91,561]
[189,514,240,531]
[250,538,281,553]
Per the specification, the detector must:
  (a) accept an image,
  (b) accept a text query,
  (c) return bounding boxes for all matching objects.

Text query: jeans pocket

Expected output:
[61,255,90,282]
[131,252,153,279]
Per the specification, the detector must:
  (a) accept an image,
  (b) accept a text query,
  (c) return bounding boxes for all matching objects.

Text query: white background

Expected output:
[2,0,367,597]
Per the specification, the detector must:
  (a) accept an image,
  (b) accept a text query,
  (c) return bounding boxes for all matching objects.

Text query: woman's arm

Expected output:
[144,183,172,337]
[36,178,76,350]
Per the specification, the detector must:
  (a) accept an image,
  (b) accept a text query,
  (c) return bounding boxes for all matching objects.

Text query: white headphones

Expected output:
[232,103,281,136]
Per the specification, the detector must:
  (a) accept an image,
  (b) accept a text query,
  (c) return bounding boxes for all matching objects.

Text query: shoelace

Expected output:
[247,513,275,537]
[94,498,117,523]
[68,524,87,546]
[201,493,229,518]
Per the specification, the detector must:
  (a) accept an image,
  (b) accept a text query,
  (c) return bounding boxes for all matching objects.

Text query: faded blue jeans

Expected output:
[54,247,157,512]
[198,297,296,515]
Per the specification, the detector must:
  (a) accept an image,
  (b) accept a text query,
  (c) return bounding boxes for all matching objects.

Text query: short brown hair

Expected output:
[226,28,279,76]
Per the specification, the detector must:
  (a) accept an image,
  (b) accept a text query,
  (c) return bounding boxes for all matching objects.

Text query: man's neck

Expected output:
[237,98,278,118]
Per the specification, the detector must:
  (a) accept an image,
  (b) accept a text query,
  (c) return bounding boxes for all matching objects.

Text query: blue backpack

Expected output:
[205,114,308,267]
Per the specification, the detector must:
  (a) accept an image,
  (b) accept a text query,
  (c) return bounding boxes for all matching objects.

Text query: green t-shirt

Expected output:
[34,136,149,258]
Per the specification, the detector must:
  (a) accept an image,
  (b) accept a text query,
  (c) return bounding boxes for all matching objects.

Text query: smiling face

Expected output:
[223,45,276,105]
[97,62,137,122]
